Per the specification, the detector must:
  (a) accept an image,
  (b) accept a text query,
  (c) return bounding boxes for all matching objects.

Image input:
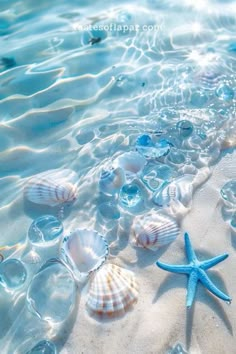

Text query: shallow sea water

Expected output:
[0,0,236,353]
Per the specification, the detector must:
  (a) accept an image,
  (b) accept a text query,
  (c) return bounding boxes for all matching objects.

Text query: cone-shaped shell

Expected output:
[60,229,109,281]
[86,263,138,318]
[24,169,78,207]
[132,212,180,250]
[99,167,125,195]
[113,151,146,174]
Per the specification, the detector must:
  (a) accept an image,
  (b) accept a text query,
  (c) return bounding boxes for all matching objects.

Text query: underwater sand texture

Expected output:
[0,0,236,353]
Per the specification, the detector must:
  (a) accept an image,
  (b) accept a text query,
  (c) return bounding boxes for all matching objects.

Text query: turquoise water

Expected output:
[0,0,236,353]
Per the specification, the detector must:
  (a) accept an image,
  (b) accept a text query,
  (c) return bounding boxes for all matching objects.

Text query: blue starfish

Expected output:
[156,233,232,307]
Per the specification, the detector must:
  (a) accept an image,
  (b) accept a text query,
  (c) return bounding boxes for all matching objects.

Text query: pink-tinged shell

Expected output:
[86,263,138,318]
[24,169,78,207]
[132,212,180,250]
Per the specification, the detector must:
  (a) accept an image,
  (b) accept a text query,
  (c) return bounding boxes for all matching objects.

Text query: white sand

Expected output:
[60,151,236,354]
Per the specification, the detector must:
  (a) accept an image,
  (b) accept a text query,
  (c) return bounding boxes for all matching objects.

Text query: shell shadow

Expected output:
[84,303,137,324]
[108,227,130,256]
[54,288,81,352]
[134,244,171,268]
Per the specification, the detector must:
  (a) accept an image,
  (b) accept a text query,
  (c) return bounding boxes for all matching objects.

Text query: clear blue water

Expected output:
[0,0,235,353]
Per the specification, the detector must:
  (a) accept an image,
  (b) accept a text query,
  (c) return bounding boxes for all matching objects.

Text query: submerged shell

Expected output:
[132,212,180,250]
[99,167,125,195]
[25,169,78,207]
[86,263,138,318]
[153,175,194,208]
[60,229,109,281]
[113,151,146,174]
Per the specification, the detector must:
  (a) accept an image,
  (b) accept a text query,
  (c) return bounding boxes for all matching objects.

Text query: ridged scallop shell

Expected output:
[132,212,180,250]
[60,229,109,281]
[86,263,138,318]
[153,175,194,208]
[25,169,78,207]
[113,151,146,174]
[99,167,125,195]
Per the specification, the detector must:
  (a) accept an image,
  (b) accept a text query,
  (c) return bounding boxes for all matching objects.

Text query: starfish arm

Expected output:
[186,271,198,308]
[199,269,232,303]
[184,233,197,262]
[156,261,191,274]
[201,253,229,270]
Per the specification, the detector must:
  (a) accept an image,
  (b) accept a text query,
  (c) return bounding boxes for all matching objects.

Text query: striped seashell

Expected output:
[86,263,138,318]
[24,169,78,207]
[113,151,146,174]
[99,167,125,195]
[153,175,194,208]
[60,229,109,282]
[132,212,180,250]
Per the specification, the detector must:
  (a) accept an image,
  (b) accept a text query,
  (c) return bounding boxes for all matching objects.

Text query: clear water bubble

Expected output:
[119,183,142,207]
[155,139,172,157]
[215,84,234,101]
[138,138,172,159]
[0,259,27,288]
[176,120,194,138]
[167,149,186,164]
[141,163,176,191]
[26,340,57,354]
[98,201,121,219]
[136,134,153,147]
[221,180,236,207]
[28,215,63,245]
[141,165,161,191]
[27,259,76,324]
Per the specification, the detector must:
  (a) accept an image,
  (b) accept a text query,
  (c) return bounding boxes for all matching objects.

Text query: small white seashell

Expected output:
[99,167,125,195]
[86,263,138,318]
[60,229,109,282]
[113,151,146,174]
[132,211,180,250]
[153,175,194,208]
[24,169,78,207]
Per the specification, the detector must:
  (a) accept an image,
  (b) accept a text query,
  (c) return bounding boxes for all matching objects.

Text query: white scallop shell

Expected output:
[99,167,125,195]
[60,229,109,282]
[86,263,138,318]
[25,169,78,207]
[113,151,146,174]
[132,212,180,250]
[153,175,194,208]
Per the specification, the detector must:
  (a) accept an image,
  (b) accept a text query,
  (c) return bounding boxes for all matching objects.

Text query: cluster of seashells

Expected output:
[61,228,139,317]
[21,169,139,318]
[98,124,211,249]
[6,117,214,321]
[60,228,139,317]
